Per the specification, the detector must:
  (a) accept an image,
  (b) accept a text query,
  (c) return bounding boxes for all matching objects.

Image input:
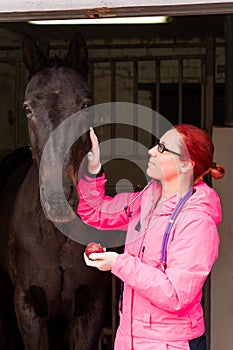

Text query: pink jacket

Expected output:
[77,175,221,348]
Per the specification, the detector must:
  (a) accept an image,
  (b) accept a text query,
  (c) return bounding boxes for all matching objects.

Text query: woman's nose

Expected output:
[148,145,158,157]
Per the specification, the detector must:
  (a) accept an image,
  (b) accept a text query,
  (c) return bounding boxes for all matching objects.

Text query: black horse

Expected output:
[0,33,110,350]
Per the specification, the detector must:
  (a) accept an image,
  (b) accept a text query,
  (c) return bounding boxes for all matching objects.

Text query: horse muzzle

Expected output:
[40,183,78,223]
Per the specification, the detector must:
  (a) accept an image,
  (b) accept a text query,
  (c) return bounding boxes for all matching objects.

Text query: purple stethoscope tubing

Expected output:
[124,180,193,271]
[160,185,193,270]
[119,182,193,312]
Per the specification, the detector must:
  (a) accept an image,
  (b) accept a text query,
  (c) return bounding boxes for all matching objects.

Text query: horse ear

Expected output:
[22,34,47,78]
[66,32,88,79]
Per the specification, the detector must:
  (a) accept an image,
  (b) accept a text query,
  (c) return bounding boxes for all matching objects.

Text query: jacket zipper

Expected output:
[130,238,145,348]
[141,245,145,259]
[130,288,134,350]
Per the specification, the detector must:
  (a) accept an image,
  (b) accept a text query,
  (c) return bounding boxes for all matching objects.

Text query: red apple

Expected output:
[85,242,105,258]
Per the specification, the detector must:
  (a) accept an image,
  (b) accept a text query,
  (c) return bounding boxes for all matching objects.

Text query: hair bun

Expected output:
[211,163,225,179]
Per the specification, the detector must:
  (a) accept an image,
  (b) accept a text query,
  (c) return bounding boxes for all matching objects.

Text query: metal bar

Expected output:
[200,58,206,129]
[224,14,233,125]
[0,41,224,54]
[0,43,222,53]
[155,60,160,112]
[133,60,138,105]
[88,62,95,128]
[111,61,116,155]
[133,60,139,155]
[14,58,20,148]
[153,60,161,143]
[178,59,183,123]
[90,54,205,63]
[89,62,95,105]
[111,61,116,103]
[52,43,208,50]
[204,36,215,135]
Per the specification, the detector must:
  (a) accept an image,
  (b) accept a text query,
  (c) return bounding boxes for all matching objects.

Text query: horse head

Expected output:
[22,33,91,223]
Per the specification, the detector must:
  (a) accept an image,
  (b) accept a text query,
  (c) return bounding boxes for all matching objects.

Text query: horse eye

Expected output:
[81,102,91,110]
[23,103,34,119]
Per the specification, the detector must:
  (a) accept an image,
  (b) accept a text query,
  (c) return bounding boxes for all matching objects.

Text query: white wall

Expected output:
[211,127,233,350]
[1,0,233,13]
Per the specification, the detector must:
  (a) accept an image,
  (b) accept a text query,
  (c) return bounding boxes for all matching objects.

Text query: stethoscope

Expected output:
[124,180,193,271]
[124,179,154,218]
[160,185,193,270]
[119,182,193,312]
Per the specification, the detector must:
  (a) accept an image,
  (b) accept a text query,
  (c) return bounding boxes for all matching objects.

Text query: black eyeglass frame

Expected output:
[157,140,182,157]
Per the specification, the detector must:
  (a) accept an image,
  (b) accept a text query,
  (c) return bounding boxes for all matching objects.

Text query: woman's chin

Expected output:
[146,168,154,179]
[146,168,160,181]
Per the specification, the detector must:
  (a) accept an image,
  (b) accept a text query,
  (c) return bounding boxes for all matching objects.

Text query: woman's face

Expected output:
[146,129,185,182]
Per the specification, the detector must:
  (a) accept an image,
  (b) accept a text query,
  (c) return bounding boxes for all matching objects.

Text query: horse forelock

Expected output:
[27,58,88,89]
[48,56,66,68]
[45,56,88,80]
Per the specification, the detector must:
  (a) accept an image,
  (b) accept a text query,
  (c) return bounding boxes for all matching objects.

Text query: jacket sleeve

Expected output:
[77,174,139,230]
[111,211,219,312]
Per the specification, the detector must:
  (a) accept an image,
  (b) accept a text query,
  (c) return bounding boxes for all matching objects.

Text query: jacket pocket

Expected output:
[133,314,193,340]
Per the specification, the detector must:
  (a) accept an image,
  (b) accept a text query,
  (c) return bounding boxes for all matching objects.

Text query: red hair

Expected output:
[175,124,225,181]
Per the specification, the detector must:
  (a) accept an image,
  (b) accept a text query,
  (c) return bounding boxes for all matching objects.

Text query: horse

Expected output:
[0,33,111,350]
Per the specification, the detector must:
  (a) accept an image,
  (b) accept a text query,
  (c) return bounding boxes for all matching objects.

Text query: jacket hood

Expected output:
[188,180,222,225]
[142,180,222,226]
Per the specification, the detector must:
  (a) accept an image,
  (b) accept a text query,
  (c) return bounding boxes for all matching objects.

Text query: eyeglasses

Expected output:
[156,140,181,157]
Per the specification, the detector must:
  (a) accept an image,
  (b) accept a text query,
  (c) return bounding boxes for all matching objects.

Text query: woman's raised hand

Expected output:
[87,127,102,174]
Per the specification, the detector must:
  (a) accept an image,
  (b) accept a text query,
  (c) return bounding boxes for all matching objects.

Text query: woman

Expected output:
[77,124,225,350]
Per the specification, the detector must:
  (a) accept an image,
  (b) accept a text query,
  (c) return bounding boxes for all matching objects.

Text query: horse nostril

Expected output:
[40,185,45,198]
[40,185,48,201]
